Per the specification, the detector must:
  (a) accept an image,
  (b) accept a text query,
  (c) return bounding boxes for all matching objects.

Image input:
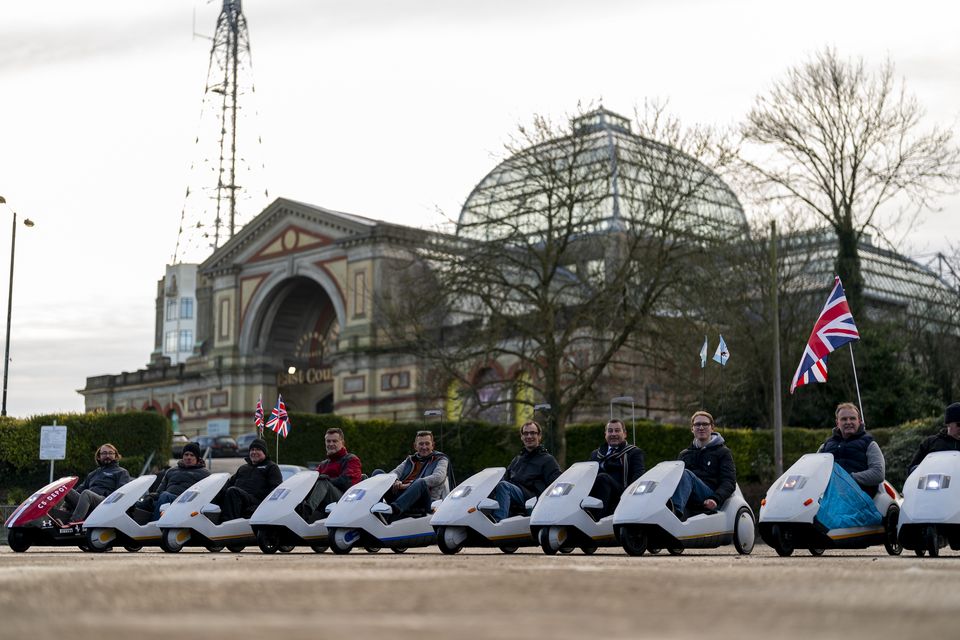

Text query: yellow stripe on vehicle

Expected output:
[676,530,732,540]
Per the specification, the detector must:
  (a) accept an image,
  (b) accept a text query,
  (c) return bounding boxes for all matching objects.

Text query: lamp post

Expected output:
[0,196,35,417]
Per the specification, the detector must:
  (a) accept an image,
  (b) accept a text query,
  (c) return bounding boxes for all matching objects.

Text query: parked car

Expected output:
[171,433,189,459]
[279,464,309,483]
[196,435,240,458]
[235,432,258,457]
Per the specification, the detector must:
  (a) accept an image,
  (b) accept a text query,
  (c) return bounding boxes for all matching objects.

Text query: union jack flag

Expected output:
[789,276,860,394]
[254,395,265,438]
[266,394,291,438]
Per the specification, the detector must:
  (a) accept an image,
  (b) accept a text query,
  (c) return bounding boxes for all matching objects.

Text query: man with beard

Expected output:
[64,443,132,523]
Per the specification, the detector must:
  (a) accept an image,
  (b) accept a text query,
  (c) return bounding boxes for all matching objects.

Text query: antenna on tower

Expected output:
[174,0,268,264]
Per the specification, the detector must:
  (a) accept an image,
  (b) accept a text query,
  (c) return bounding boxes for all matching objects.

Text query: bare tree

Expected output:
[740,47,960,314]
[379,105,741,463]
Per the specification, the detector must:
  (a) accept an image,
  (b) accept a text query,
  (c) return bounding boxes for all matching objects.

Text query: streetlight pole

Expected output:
[0,196,35,417]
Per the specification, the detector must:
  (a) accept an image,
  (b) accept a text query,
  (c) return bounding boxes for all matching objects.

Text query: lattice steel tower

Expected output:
[174,0,267,264]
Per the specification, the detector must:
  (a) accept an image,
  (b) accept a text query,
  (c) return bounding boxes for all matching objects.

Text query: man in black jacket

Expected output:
[909,402,960,473]
[587,419,645,517]
[670,411,736,520]
[64,443,132,522]
[219,438,282,521]
[491,420,561,521]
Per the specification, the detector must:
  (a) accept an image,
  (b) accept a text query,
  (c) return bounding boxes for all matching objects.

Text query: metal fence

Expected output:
[1,505,16,543]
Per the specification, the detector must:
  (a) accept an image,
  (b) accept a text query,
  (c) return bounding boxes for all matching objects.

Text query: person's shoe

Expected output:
[666,500,686,522]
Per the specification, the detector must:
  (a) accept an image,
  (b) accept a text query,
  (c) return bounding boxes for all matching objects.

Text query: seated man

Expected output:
[149,442,210,521]
[386,430,451,517]
[300,427,363,521]
[63,443,132,523]
[817,402,884,497]
[218,438,282,521]
[587,419,645,517]
[491,420,561,521]
[908,402,960,474]
[670,411,736,520]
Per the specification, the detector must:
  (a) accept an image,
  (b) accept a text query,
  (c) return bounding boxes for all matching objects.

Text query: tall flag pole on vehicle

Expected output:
[699,336,708,407]
[254,395,264,440]
[789,276,864,418]
[266,394,291,463]
[713,335,729,417]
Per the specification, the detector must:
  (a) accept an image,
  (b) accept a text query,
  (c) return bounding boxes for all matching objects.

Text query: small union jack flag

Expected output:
[266,394,291,438]
[254,395,265,439]
[789,276,861,394]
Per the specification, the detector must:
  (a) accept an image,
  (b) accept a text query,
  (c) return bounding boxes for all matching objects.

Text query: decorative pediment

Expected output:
[248,224,333,262]
[201,197,377,274]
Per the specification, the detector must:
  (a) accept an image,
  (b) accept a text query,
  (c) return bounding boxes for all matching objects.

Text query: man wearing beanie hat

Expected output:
[908,402,960,473]
[218,437,281,521]
[149,442,210,521]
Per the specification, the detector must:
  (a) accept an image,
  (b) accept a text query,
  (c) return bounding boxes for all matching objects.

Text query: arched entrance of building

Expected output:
[253,276,339,414]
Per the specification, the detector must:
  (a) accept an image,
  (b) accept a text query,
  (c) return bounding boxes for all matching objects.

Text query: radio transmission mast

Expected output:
[174,0,267,264]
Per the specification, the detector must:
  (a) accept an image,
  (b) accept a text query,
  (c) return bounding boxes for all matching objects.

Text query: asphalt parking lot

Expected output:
[1,545,956,640]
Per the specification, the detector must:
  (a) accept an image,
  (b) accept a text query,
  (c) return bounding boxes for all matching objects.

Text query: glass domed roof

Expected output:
[457,107,747,242]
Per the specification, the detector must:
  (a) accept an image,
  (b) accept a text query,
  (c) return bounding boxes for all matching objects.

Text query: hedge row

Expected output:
[0,412,170,501]
[0,411,943,504]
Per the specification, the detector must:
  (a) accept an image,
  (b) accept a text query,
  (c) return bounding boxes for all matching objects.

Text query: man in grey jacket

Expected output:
[817,402,885,496]
[386,431,451,517]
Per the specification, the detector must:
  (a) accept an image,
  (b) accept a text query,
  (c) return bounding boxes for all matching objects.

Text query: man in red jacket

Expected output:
[300,428,362,522]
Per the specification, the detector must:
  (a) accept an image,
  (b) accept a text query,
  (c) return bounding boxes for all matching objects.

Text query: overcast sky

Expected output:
[0,0,957,417]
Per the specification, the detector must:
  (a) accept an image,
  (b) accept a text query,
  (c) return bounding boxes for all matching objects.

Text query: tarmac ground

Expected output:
[1,544,957,640]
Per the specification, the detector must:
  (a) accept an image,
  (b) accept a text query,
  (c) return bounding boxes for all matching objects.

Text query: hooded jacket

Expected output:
[504,445,562,499]
[678,432,736,505]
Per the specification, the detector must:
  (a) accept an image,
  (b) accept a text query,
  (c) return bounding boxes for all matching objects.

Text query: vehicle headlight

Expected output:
[919,474,951,491]
[269,488,290,501]
[548,483,573,497]
[781,475,807,491]
[342,488,366,502]
[632,480,658,495]
[448,486,472,499]
[103,492,124,504]
[177,490,198,503]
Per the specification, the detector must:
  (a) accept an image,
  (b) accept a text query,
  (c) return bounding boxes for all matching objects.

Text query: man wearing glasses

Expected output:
[491,420,562,522]
[63,443,132,523]
[669,411,736,521]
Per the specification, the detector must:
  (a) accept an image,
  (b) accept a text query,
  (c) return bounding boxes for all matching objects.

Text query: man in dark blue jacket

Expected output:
[491,420,561,521]
[670,411,736,520]
[149,442,210,520]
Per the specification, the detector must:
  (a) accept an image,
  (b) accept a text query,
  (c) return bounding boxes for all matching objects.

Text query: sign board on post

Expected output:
[40,424,67,483]
[40,425,67,460]
[206,419,231,436]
